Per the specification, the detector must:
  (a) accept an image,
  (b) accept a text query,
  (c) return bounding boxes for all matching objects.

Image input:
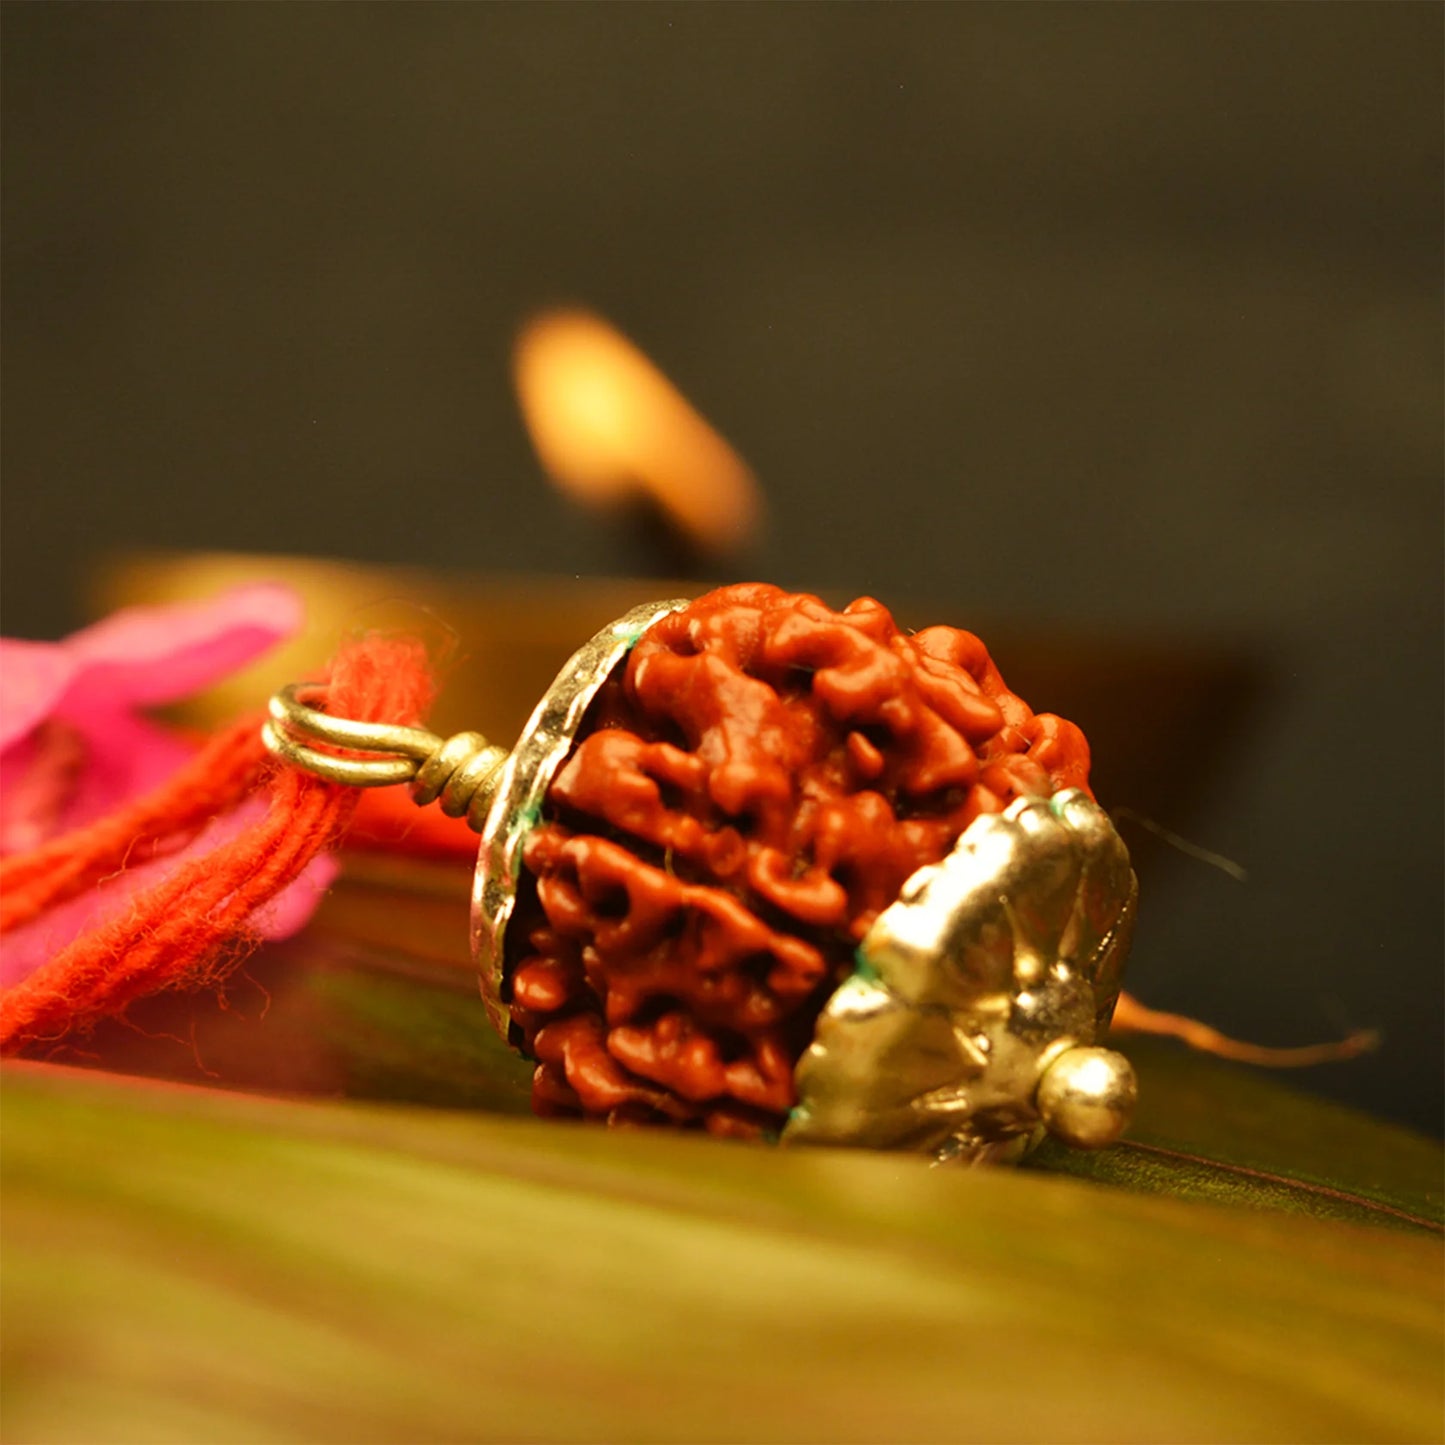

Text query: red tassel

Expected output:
[0,634,435,1053]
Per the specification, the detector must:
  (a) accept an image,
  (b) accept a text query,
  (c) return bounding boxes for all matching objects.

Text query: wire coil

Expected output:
[262,684,509,832]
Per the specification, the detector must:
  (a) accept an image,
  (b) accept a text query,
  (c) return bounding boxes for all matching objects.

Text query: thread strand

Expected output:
[0,634,436,1052]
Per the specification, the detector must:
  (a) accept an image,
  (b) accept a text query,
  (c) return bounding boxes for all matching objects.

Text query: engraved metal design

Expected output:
[784,789,1138,1163]
[471,598,690,1038]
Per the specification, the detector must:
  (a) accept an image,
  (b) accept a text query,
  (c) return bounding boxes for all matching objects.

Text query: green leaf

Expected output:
[1026,1037,1444,1233]
[3,1064,1442,1445]
[67,866,1445,1238]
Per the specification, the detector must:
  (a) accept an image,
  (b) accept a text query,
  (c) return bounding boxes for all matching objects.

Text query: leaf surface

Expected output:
[65,866,1445,1236]
[3,1064,1442,1445]
[1026,1037,1444,1232]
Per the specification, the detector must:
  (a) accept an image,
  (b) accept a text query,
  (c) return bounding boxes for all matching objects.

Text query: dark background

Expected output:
[4,5,1441,1135]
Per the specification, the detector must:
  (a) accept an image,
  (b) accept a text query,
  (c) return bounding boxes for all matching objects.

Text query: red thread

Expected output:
[0,716,270,934]
[346,785,479,858]
[0,635,435,1053]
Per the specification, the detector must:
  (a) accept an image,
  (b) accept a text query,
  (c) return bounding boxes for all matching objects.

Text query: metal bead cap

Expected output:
[1036,1045,1138,1150]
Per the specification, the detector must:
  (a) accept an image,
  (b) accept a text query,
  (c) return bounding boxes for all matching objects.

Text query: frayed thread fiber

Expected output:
[0,634,435,1052]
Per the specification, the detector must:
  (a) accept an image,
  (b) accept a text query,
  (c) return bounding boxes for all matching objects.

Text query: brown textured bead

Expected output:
[505,583,1092,1135]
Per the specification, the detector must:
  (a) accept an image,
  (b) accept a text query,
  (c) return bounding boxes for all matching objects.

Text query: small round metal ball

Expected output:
[1036,1046,1137,1149]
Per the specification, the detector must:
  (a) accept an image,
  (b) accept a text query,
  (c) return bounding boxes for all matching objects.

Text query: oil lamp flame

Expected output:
[512,309,762,556]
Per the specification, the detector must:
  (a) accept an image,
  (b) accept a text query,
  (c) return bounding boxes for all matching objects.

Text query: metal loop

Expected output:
[262,683,509,828]
[260,719,419,788]
[267,685,440,761]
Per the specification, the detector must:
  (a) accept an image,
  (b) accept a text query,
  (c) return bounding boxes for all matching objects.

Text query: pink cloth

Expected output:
[0,585,336,987]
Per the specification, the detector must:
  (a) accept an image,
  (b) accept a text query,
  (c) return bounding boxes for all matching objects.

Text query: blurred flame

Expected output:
[513,309,761,556]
